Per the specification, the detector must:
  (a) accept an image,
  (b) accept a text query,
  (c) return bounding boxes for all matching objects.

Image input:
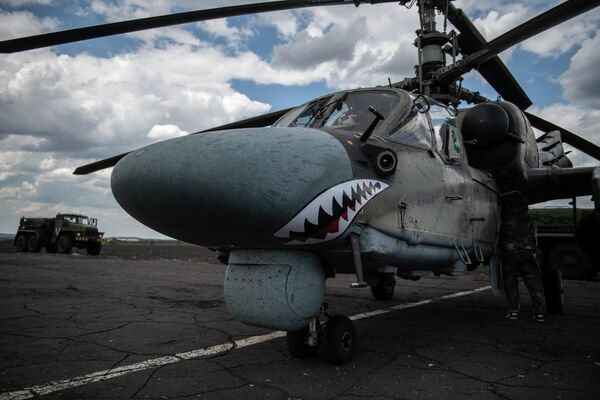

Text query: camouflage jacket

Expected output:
[500,200,536,252]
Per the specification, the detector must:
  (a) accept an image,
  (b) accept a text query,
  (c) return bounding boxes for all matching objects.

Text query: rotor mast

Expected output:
[413,0,460,105]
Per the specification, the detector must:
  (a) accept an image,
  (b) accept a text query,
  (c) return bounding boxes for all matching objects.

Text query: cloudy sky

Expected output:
[1,0,599,238]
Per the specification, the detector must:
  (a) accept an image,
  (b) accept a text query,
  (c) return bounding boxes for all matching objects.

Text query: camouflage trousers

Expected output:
[502,249,547,314]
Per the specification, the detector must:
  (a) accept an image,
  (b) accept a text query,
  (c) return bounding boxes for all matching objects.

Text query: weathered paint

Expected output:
[224,250,325,331]
[111,127,353,247]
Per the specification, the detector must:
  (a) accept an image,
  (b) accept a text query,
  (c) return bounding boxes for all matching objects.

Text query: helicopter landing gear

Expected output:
[286,304,357,365]
[370,273,396,300]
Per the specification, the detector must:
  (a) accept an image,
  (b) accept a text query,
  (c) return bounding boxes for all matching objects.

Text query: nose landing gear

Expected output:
[286,304,357,365]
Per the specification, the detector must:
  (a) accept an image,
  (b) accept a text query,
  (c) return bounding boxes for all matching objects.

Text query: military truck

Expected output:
[14,214,103,255]
[530,207,600,280]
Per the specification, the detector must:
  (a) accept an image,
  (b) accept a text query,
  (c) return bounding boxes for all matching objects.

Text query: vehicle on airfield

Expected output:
[14,213,103,255]
[2,0,600,364]
[530,207,600,280]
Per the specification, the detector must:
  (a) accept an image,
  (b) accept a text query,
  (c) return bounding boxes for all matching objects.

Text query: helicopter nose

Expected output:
[110,127,354,246]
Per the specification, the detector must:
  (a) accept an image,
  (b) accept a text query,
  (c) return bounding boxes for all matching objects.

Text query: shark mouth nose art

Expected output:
[274,179,389,245]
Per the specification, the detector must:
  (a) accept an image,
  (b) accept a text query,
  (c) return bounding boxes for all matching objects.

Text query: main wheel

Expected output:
[548,243,594,280]
[87,241,101,256]
[543,268,564,314]
[15,235,28,252]
[56,235,73,254]
[27,236,41,253]
[287,325,318,359]
[321,315,357,365]
[370,273,396,300]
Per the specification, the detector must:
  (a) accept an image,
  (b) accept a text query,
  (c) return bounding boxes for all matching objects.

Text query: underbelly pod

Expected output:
[224,250,325,331]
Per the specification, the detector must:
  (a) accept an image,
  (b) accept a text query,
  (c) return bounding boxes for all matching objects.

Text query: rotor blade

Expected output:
[73,107,292,175]
[0,0,398,53]
[525,111,600,162]
[72,153,130,176]
[438,0,600,82]
[445,3,532,109]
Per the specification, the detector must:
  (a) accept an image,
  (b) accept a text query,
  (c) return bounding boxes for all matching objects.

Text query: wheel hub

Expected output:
[341,331,353,352]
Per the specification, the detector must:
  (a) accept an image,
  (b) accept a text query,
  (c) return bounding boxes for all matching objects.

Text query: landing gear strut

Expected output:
[286,304,357,365]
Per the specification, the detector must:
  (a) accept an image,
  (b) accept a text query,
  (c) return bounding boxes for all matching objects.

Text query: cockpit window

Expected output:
[429,104,452,153]
[275,96,333,128]
[274,90,401,132]
[388,96,456,150]
[389,110,432,148]
[320,91,401,132]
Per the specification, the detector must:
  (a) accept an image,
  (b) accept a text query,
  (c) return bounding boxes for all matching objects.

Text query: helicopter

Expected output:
[2,0,600,365]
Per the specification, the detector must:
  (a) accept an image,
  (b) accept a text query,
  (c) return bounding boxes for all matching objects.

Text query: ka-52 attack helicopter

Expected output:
[3,0,600,364]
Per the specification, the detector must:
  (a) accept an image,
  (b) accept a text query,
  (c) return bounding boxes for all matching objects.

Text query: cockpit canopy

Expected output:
[274,88,454,150]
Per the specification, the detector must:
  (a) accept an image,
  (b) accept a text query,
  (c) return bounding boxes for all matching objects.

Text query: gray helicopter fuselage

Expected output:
[111,87,500,280]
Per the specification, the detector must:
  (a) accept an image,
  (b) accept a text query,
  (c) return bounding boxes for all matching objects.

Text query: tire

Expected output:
[321,315,357,365]
[27,235,41,253]
[87,242,102,256]
[46,244,57,254]
[548,243,593,280]
[370,273,396,300]
[543,268,564,314]
[15,235,28,252]
[287,326,318,359]
[56,235,73,254]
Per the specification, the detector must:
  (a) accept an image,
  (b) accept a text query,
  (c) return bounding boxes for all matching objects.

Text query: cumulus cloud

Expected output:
[0,45,281,158]
[559,32,600,108]
[0,10,58,40]
[147,124,188,140]
[267,4,418,88]
[0,0,52,7]
[472,4,531,42]
[272,17,368,69]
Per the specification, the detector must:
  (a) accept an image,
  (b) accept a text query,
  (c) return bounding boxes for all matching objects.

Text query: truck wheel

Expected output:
[543,268,564,314]
[87,242,102,256]
[15,235,28,252]
[548,243,594,280]
[370,273,396,300]
[27,236,41,253]
[57,235,73,254]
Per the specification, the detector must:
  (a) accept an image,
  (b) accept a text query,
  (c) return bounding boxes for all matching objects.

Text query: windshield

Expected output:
[389,95,455,150]
[275,90,402,132]
[321,91,401,132]
[61,215,89,224]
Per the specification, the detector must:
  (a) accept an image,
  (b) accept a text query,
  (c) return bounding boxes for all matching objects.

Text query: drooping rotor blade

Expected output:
[73,107,292,175]
[438,0,600,82]
[445,3,532,109]
[525,111,600,162]
[0,0,399,53]
[72,152,130,176]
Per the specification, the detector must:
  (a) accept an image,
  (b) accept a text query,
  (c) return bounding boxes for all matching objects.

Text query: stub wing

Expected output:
[524,167,600,208]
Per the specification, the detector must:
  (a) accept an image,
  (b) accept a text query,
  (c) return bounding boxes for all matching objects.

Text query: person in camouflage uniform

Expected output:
[500,198,546,322]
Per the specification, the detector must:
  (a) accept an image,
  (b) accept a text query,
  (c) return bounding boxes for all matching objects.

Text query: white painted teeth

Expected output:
[273,179,389,244]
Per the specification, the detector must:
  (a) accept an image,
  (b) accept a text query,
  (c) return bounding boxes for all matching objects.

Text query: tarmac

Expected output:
[0,243,599,399]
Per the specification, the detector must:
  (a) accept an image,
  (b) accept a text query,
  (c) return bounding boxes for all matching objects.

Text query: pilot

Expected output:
[500,197,546,322]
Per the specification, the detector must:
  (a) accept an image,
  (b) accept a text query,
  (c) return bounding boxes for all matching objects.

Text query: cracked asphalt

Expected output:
[1,243,599,399]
